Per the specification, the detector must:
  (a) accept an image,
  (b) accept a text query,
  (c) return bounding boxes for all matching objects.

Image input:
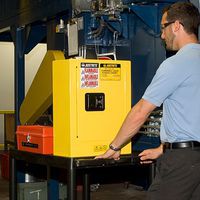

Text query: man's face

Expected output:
[160,12,176,51]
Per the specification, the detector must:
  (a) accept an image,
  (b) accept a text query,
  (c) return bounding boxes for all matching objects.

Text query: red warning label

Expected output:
[80,63,99,88]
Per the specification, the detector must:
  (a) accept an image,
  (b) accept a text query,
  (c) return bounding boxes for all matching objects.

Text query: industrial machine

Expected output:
[2,0,197,155]
[15,0,178,155]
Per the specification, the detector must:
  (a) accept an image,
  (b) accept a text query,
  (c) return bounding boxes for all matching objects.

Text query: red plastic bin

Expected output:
[0,152,9,180]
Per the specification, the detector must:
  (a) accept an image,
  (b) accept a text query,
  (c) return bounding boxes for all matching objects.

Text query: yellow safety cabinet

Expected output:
[53,59,131,157]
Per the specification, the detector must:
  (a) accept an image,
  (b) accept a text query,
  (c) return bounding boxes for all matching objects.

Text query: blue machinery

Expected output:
[0,0,184,148]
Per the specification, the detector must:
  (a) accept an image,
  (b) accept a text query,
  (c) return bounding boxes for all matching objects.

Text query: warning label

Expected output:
[80,63,99,88]
[100,64,121,81]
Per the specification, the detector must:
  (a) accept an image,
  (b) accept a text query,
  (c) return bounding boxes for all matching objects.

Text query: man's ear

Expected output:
[173,20,181,33]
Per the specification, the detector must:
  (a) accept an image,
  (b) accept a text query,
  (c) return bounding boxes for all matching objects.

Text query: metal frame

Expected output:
[9,150,143,200]
[13,26,26,127]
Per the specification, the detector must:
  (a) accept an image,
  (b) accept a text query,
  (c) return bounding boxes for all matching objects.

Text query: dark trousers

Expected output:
[146,148,200,200]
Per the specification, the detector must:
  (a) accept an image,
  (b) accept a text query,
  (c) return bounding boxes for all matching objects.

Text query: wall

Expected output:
[0,42,47,144]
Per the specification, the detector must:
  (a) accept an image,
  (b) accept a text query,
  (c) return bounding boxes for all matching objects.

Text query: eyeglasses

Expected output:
[160,21,184,32]
[160,21,175,31]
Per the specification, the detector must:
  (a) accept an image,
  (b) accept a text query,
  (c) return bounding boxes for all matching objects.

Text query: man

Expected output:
[96,2,200,199]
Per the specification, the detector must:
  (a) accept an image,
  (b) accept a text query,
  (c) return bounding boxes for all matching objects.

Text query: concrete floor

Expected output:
[89,183,146,200]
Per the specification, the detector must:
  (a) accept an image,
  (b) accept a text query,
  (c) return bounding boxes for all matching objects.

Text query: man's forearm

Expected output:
[110,99,156,149]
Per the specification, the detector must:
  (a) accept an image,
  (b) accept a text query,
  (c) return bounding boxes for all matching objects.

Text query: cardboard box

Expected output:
[16,125,53,154]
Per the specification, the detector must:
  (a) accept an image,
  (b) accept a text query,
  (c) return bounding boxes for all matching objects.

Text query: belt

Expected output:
[164,141,200,150]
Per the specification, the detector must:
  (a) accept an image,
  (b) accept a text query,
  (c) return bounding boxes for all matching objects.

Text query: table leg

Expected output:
[83,172,90,200]
[9,156,17,200]
[67,159,76,200]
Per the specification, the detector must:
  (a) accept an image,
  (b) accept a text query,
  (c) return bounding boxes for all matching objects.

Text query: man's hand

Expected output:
[138,144,163,164]
[95,149,121,160]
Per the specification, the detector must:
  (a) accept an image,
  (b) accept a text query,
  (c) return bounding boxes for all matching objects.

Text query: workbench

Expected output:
[9,149,151,200]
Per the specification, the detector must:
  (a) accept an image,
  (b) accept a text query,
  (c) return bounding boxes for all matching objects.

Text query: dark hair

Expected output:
[163,2,200,37]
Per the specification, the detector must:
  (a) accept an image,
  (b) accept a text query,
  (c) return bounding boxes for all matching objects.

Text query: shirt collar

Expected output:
[176,43,200,55]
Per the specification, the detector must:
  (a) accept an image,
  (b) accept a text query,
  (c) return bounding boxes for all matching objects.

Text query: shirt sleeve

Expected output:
[142,58,187,107]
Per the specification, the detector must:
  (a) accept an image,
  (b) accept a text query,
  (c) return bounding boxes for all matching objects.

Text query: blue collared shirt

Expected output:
[143,43,200,142]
